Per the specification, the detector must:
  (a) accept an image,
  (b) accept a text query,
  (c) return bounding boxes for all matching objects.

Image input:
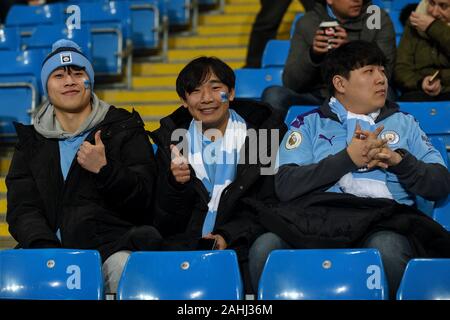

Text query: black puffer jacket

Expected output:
[149,99,287,261]
[6,106,159,261]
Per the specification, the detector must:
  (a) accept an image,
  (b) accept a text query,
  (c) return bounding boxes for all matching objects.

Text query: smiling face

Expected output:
[46,66,91,114]
[182,70,235,134]
[334,64,388,114]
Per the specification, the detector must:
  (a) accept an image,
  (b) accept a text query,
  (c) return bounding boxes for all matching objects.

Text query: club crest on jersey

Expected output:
[381,130,399,145]
[286,131,302,150]
[60,53,72,64]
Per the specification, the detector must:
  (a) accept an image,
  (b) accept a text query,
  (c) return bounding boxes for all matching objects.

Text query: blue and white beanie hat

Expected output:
[41,39,94,97]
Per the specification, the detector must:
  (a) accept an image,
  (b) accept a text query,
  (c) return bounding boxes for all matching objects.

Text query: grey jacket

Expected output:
[283,0,396,97]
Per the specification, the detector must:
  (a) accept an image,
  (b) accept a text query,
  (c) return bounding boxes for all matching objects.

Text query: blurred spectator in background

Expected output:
[244,0,316,68]
[262,0,396,116]
[394,0,450,101]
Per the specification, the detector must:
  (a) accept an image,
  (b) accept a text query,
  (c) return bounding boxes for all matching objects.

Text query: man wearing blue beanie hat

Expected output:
[6,39,162,296]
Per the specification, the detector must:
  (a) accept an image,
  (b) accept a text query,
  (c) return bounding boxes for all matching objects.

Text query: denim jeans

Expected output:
[248,232,291,292]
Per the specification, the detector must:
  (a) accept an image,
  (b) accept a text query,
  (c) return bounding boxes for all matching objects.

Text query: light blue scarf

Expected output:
[329,97,393,199]
[187,109,247,236]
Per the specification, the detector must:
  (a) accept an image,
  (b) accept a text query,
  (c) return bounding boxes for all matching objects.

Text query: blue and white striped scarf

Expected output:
[329,97,393,199]
[187,109,247,236]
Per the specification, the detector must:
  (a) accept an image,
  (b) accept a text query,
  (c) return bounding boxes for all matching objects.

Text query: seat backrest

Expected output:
[258,249,388,300]
[5,3,65,28]
[0,27,21,51]
[127,0,160,50]
[0,249,103,300]
[22,24,92,60]
[398,101,450,158]
[398,101,450,136]
[235,67,283,100]
[117,250,243,300]
[397,259,450,300]
[261,40,290,68]
[284,105,319,126]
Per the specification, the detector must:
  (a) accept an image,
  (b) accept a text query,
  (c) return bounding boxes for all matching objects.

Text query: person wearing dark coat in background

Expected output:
[244,0,316,68]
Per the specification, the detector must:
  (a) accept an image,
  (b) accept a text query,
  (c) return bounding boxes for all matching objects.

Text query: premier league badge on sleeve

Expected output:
[285,131,302,150]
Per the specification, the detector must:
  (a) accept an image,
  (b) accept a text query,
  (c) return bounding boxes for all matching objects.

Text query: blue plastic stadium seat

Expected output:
[127,0,161,50]
[258,249,388,300]
[0,249,104,300]
[5,3,66,32]
[398,101,450,159]
[166,0,194,27]
[0,49,45,137]
[0,27,20,51]
[22,24,92,61]
[261,40,290,69]
[397,259,450,300]
[235,68,283,100]
[284,105,319,126]
[117,250,244,300]
[75,1,131,76]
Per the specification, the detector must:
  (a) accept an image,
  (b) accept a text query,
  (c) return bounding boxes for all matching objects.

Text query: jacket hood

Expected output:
[33,92,110,139]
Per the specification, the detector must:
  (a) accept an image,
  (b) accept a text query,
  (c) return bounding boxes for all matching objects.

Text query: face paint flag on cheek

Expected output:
[220,91,229,103]
[83,79,91,89]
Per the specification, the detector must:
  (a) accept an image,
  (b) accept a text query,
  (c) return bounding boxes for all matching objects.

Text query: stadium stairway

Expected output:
[0,0,304,249]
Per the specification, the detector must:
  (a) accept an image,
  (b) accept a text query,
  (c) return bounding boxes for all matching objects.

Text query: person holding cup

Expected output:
[262,0,396,116]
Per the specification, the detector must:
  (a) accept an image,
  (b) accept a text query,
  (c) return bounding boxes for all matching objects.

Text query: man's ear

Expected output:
[228,88,235,101]
[332,75,346,94]
[181,98,188,108]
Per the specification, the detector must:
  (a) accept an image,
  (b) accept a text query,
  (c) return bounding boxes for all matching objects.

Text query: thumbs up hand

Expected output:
[77,130,107,174]
[170,144,190,184]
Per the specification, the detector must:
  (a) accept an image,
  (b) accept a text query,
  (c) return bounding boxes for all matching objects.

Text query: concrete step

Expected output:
[170,34,249,49]
[168,47,247,62]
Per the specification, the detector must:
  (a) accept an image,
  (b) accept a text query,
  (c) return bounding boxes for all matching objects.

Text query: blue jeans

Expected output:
[248,230,414,298]
[248,232,291,292]
[361,230,414,299]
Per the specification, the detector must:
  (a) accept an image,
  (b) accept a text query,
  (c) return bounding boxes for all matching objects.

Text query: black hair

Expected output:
[176,56,235,100]
[322,40,387,95]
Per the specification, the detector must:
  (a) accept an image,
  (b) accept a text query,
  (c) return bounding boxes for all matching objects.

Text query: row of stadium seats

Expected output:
[0,248,449,300]
[0,0,220,139]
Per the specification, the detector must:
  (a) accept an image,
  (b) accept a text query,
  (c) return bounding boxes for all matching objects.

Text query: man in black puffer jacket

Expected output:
[6,39,161,295]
